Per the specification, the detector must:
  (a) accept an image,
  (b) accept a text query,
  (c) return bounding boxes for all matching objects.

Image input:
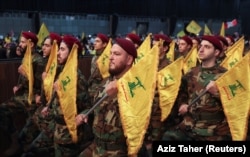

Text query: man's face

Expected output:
[57,42,70,65]
[42,38,52,57]
[94,37,106,53]
[198,40,218,62]
[178,39,190,54]
[18,36,28,54]
[109,44,131,76]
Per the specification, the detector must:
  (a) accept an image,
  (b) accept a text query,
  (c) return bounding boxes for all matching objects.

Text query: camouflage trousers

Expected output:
[18,117,41,152]
[21,106,56,157]
[21,131,54,157]
[0,97,29,132]
[55,143,81,157]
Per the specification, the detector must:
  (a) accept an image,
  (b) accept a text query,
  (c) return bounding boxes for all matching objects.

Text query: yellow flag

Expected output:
[166,40,176,62]
[56,44,78,143]
[177,30,186,37]
[37,22,50,47]
[96,39,112,79]
[158,57,183,121]
[220,22,225,37]
[43,40,58,102]
[186,20,202,34]
[21,40,33,105]
[226,36,244,56]
[204,24,212,35]
[220,38,244,70]
[215,53,250,140]
[134,33,152,63]
[117,44,159,156]
[183,45,198,74]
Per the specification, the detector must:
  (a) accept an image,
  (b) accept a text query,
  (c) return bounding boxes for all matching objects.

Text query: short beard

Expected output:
[109,63,127,77]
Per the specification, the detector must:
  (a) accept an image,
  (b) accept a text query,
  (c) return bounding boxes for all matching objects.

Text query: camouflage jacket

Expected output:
[52,67,91,144]
[14,51,44,106]
[88,56,103,104]
[176,64,231,138]
[92,77,126,144]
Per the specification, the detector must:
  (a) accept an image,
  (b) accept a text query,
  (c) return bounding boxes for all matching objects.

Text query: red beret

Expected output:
[216,35,229,46]
[49,32,62,46]
[115,38,137,58]
[97,33,109,43]
[126,33,141,45]
[153,34,172,44]
[62,35,83,54]
[181,35,193,47]
[226,35,235,43]
[201,35,223,52]
[22,31,38,45]
[192,36,201,44]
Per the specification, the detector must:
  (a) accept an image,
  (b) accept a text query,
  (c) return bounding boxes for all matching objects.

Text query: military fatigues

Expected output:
[146,57,182,156]
[18,51,46,152]
[88,55,103,104]
[162,64,232,141]
[52,68,92,157]
[22,64,63,157]
[88,77,148,157]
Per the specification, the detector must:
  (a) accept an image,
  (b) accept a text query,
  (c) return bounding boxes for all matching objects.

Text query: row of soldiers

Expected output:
[0,30,248,157]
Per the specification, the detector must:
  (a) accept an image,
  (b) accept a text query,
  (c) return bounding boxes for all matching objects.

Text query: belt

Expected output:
[192,112,224,121]
[94,138,127,151]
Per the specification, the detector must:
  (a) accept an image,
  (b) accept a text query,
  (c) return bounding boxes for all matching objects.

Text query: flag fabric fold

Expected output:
[204,24,212,35]
[21,40,34,105]
[43,40,58,102]
[37,22,50,48]
[166,40,176,62]
[183,45,198,74]
[158,56,184,121]
[117,44,159,156]
[96,38,112,79]
[134,33,152,64]
[220,37,244,70]
[220,22,225,37]
[186,20,202,34]
[56,44,78,143]
[216,53,250,140]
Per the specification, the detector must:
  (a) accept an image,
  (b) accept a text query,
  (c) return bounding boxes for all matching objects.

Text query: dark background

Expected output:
[0,0,250,35]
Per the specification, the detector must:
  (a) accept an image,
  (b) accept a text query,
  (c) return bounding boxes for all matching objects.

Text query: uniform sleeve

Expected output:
[76,69,91,113]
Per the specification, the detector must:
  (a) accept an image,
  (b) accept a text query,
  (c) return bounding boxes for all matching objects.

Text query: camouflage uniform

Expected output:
[21,65,64,157]
[88,77,148,157]
[18,51,46,152]
[88,55,103,105]
[52,68,92,157]
[162,64,232,141]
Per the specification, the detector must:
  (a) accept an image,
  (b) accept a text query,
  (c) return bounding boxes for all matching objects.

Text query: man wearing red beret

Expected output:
[1,32,44,156]
[37,35,91,157]
[88,33,110,107]
[125,33,141,49]
[78,38,149,157]
[162,35,231,141]
[176,35,193,60]
[215,35,229,64]
[20,32,63,157]
[145,34,182,156]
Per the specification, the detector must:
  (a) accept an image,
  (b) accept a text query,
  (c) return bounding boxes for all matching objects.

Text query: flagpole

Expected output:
[189,89,207,106]
[84,94,108,117]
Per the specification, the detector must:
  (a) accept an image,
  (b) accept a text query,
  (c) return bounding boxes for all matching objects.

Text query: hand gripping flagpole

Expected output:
[84,93,108,117]
[189,89,208,106]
